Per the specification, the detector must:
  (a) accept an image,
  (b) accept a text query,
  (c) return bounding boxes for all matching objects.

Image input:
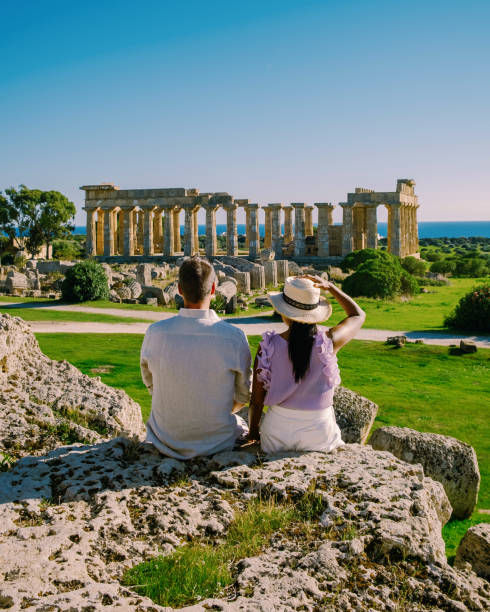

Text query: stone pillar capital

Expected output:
[291,202,306,208]
[244,202,259,210]
[267,203,283,209]
[315,202,334,209]
[339,202,354,209]
[234,199,249,207]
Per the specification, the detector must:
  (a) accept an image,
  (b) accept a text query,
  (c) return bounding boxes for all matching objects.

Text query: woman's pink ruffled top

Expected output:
[256,329,341,411]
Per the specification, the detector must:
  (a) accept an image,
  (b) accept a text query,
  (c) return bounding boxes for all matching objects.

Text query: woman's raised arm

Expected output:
[303,275,366,352]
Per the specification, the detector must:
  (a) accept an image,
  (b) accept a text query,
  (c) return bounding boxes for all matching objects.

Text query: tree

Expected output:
[444,284,490,333]
[401,256,428,276]
[340,248,393,272]
[2,185,76,258]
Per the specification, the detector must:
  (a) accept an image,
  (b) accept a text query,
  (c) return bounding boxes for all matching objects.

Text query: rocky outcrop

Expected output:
[455,523,490,579]
[0,314,145,459]
[2,440,488,611]
[370,426,480,519]
[333,386,378,443]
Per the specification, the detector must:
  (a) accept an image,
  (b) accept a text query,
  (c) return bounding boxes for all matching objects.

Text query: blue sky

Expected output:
[1,0,489,226]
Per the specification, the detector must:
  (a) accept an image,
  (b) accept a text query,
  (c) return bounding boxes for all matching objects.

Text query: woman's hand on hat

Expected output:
[302,274,333,292]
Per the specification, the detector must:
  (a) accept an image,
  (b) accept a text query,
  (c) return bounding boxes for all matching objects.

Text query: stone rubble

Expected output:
[455,523,490,580]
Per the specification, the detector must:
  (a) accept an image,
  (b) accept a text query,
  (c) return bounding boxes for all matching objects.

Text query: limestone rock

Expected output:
[455,523,490,579]
[115,284,132,300]
[6,271,29,293]
[142,285,167,305]
[259,247,275,262]
[0,314,145,460]
[460,339,477,353]
[2,443,488,611]
[386,335,407,347]
[126,278,142,299]
[333,386,378,443]
[370,426,480,519]
[136,263,152,286]
[216,280,237,305]
[288,261,302,276]
[100,263,112,285]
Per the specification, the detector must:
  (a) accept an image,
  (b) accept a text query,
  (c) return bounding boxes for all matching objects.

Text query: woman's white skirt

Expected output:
[260,404,345,454]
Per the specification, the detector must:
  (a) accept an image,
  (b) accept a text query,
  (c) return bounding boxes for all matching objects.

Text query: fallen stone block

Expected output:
[386,335,407,347]
[370,426,480,519]
[455,523,490,579]
[460,339,477,353]
[333,386,378,444]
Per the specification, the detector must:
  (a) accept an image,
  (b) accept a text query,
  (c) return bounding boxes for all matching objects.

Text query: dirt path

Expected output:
[28,319,490,348]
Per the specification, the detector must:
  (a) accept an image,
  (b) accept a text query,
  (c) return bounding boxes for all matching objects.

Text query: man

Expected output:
[141,257,251,459]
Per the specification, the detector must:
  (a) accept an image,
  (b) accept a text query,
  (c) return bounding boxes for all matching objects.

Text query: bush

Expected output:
[342,255,419,299]
[342,258,401,299]
[401,256,428,276]
[52,239,84,261]
[430,259,456,275]
[340,248,393,272]
[61,260,109,302]
[400,269,420,295]
[444,284,490,333]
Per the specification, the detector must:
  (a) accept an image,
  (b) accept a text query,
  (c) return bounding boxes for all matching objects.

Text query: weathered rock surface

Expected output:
[1,442,489,610]
[370,426,480,519]
[333,386,378,443]
[455,523,490,579]
[0,314,145,459]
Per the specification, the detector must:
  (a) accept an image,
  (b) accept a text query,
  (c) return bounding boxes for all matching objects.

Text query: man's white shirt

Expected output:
[141,308,251,459]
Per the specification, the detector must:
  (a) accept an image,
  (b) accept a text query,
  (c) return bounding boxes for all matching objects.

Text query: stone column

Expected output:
[153,208,163,253]
[85,209,97,256]
[183,205,196,256]
[96,209,105,255]
[143,207,155,256]
[103,207,115,257]
[264,208,272,248]
[292,203,306,257]
[315,203,333,257]
[305,206,314,237]
[340,203,354,256]
[245,207,250,248]
[225,202,238,256]
[283,206,294,243]
[388,204,402,256]
[205,205,219,258]
[365,205,378,249]
[113,210,120,255]
[246,203,260,259]
[137,211,144,255]
[132,210,139,254]
[163,206,175,256]
[123,209,135,256]
[413,205,419,254]
[193,209,200,254]
[173,208,181,253]
[269,203,283,257]
[117,210,124,255]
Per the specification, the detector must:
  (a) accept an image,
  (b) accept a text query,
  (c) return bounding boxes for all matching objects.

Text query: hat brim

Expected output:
[267,292,332,324]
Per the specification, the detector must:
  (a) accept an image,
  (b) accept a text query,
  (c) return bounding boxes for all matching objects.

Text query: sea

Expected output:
[73,221,490,238]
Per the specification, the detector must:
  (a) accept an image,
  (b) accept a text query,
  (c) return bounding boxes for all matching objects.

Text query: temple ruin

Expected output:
[81,179,419,261]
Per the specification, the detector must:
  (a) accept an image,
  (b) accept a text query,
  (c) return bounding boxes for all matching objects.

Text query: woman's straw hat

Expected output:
[267,276,332,324]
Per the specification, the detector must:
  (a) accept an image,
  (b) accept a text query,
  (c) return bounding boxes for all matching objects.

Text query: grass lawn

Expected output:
[36,333,490,556]
[322,277,490,331]
[0,307,152,324]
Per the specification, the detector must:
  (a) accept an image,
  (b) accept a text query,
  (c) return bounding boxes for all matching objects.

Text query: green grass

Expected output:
[323,277,490,331]
[442,514,490,562]
[0,295,53,303]
[0,307,152,324]
[36,333,490,556]
[122,492,322,607]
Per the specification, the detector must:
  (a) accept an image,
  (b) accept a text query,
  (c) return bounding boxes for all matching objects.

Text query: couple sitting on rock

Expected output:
[140,257,365,459]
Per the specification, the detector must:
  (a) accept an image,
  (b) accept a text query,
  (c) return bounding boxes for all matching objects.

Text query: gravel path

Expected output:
[28,318,490,348]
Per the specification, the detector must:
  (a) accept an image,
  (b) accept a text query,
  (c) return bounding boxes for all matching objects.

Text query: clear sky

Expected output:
[1,0,489,226]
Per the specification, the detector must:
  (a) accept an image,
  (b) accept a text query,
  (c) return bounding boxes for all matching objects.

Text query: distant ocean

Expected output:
[74,221,490,238]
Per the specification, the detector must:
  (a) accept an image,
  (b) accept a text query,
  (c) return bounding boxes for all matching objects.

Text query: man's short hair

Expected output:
[178,257,216,303]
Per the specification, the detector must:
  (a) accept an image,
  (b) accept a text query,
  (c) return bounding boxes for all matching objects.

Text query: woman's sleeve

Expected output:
[316,331,341,388]
[256,331,275,391]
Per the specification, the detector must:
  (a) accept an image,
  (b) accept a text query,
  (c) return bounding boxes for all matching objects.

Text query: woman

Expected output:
[248,275,365,453]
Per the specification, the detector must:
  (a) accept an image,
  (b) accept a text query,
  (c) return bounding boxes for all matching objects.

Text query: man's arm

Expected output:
[248,351,266,441]
[140,330,153,395]
[233,332,252,407]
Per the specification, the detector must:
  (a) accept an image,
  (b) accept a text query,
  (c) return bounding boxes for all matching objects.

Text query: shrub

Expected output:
[400,269,420,296]
[430,259,456,275]
[342,258,401,299]
[444,284,490,333]
[52,239,84,260]
[340,248,393,272]
[401,256,427,276]
[61,260,109,302]
[210,294,226,313]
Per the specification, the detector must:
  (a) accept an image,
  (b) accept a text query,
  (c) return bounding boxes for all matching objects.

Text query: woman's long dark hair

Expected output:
[288,321,317,383]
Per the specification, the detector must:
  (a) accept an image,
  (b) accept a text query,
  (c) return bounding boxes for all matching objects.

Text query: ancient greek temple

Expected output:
[81,178,419,260]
